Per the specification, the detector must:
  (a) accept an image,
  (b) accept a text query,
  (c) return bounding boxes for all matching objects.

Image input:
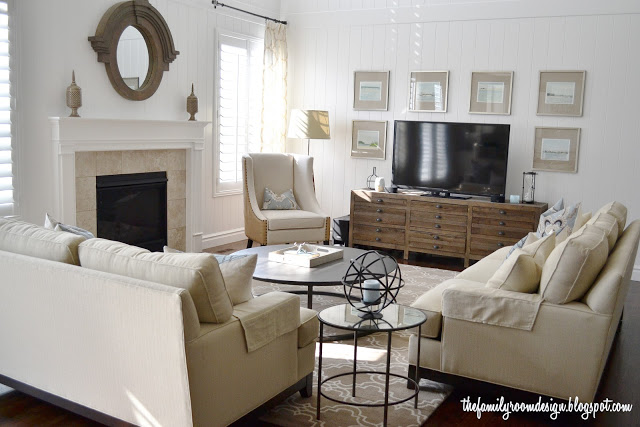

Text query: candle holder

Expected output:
[341,250,403,319]
[522,171,537,204]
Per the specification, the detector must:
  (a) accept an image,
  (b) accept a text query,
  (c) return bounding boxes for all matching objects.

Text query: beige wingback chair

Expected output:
[242,153,330,247]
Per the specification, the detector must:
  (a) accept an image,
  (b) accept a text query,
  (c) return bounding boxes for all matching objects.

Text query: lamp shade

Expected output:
[287,109,330,139]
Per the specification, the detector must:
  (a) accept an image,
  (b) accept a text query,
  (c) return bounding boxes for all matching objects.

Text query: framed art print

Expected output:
[351,120,387,159]
[533,127,581,173]
[469,71,513,115]
[537,70,585,116]
[409,71,449,112]
[353,71,389,110]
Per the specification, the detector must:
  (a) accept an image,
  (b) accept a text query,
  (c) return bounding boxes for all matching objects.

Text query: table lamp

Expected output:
[287,109,331,155]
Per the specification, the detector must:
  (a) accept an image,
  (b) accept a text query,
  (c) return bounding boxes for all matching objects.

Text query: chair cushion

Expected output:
[595,201,627,238]
[263,210,325,231]
[586,212,619,252]
[79,239,233,323]
[540,225,609,304]
[486,249,541,293]
[0,218,86,265]
[298,307,319,348]
[411,278,485,338]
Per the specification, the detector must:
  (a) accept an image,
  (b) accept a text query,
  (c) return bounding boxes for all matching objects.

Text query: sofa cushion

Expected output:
[595,201,627,238]
[263,210,325,231]
[79,239,233,323]
[0,218,86,265]
[215,254,257,305]
[298,307,319,348]
[540,225,609,304]
[411,278,485,338]
[486,249,541,293]
[586,212,619,252]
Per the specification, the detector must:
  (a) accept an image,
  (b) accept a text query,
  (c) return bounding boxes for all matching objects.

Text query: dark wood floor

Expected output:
[1,240,638,426]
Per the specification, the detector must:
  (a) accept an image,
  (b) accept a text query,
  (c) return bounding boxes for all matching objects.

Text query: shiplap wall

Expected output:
[14,0,279,247]
[282,0,640,275]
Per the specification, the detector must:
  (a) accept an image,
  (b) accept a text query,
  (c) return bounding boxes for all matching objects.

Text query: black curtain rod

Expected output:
[212,1,287,25]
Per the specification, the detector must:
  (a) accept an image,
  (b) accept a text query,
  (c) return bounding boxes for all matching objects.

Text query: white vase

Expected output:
[375,177,385,192]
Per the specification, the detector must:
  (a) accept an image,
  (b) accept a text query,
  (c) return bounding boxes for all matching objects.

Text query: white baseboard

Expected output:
[633,265,640,282]
[202,228,246,249]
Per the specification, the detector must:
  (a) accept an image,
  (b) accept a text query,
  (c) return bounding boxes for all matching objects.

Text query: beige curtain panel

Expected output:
[261,22,288,153]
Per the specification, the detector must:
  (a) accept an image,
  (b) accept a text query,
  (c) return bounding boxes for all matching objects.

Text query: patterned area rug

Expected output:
[252,264,457,427]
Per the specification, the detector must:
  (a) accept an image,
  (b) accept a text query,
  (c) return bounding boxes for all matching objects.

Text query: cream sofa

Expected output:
[408,203,639,402]
[0,218,319,426]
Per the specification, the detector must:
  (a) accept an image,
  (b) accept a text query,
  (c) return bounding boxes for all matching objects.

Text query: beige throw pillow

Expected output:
[586,212,619,252]
[540,225,609,304]
[596,201,627,237]
[79,239,233,323]
[521,233,556,266]
[486,249,541,293]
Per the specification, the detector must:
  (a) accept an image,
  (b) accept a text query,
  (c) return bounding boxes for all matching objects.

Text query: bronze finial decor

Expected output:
[187,83,198,121]
[88,0,179,101]
[66,71,82,117]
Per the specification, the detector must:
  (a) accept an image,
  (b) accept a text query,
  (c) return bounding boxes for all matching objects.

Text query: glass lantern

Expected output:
[366,167,378,190]
[522,172,537,204]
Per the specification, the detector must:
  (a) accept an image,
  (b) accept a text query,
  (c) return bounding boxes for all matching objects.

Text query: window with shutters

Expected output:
[0,1,12,216]
[215,32,263,195]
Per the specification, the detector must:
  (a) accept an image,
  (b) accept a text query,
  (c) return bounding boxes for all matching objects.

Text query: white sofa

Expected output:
[408,202,640,402]
[0,218,319,426]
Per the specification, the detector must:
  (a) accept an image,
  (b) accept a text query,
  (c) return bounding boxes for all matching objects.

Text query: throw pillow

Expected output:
[521,233,556,266]
[538,202,581,242]
[262,188,299,210]
[163,246,257,305]
[586,212,619,252]
[595,201,627,237]
[486,249,541,293]
[506,199,565,259]
[539,225,609,304]
[44,213,95,239]
[80,239,233,323]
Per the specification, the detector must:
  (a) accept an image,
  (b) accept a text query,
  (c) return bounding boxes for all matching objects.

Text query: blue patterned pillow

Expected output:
[262,188,299,210]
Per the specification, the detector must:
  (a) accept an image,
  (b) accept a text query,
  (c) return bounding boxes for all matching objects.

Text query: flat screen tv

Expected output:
[392,120,510,197]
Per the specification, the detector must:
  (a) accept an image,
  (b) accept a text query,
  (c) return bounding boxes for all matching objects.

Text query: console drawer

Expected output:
[472,206,535,222]
[353,206,406,226]
[409,220,467,234]
[412,200,468,215]
[471,225,531,240]
[408,230,466,254]
[353,225,405,245]
[352,193,407,208]
[410,210,468,227]
[472,216,535,232]
[470,236,520,257]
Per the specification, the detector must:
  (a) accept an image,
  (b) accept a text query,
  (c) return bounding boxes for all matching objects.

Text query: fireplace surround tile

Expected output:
[96,151,123,176]
[76,177,96,212]
[167,199,186,230]
[168,227,186,252]
[76,210,97,236]
[167,170,186,201]
[75,152,96,178]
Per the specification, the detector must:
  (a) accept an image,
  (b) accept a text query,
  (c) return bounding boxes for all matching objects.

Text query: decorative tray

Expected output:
[268,244,344,268]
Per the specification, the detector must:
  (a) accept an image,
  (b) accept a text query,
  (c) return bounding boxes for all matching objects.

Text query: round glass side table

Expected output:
[316,303,427,427]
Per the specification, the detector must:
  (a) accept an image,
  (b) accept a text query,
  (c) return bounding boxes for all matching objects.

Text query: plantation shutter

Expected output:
[216,33,263,194]
[0,0,12,216]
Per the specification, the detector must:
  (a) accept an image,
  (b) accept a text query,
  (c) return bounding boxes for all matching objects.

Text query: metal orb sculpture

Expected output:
[342,250,404,319]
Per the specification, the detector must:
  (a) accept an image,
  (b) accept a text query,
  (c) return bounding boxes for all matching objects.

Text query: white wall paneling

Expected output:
[283,1,640,277]
[14,0,280,248]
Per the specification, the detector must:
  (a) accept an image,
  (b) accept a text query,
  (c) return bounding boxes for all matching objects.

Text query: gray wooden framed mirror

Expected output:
[89,0,179,101]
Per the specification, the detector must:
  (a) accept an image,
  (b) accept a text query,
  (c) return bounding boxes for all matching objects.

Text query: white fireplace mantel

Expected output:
[50,117,210,252]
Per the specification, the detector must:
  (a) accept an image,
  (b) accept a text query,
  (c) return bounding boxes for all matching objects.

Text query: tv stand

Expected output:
[349,189,547,267]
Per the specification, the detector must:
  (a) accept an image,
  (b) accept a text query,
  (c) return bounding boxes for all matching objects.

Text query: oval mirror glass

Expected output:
[116,26,150,91]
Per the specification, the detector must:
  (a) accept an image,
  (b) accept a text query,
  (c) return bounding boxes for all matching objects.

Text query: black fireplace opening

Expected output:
[97,172,168,252]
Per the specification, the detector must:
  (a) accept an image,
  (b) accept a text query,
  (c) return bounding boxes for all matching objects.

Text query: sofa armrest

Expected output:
[233,291,301,352]
[442,284,543,330]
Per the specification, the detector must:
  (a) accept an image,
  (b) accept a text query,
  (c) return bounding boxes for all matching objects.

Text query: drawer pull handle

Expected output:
[499,221,505,226]
[497,242,504,247]
[499,210,506,215]
[435,224,441,228]
[375,237,381,242]
[433,245,440,250]
[375,228,381,232]
[376,208,382,213]
[436,204,442,209]
[376,218,382,222]
[435,215,442,219]
[433,235,440,240]
[376,199,383,203]
[498,231,505,236]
